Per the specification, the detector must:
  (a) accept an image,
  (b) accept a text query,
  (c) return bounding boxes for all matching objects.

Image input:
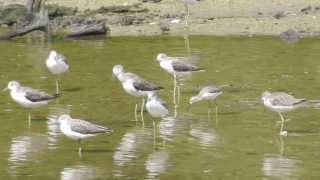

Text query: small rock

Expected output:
[279,29,301,44]
[160,24,170,34]
[301,5,312,14]
[46,4,78,19]
[273,11,287,19]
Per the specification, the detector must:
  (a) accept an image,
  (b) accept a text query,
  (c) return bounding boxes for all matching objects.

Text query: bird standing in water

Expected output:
[3,80,58,127]
[261,91,320,136]
[58,114,113,156]
[190,84,226,122]
[112,65,164,125]
[46,50,69,94]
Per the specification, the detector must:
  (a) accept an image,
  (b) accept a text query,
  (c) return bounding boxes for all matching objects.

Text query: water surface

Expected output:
[0,36,320,179]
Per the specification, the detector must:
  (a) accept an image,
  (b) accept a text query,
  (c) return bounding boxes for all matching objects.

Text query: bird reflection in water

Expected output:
[113,127,153,167]
[189,121,219,149]
[145,150,170,180]
[262,136,301,179]
[60,165,101,180]
[8,134,49,177]
[47,105,71,149]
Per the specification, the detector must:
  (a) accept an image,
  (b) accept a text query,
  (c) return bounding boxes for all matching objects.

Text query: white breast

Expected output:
[160,61,174,75]
[60,121,92,140]
[146,99,169,118]
[46,58,69,75]
[10,91,48,108]
[122,80,142,97]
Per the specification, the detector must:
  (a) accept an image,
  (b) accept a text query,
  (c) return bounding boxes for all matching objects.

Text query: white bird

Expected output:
[58,114,113,155]
[261,91,320,136]
[146,92,170,145]
[46,50,69,94]
[3,81,58,127]
[146,92,169,119]
[112,65,164,125]
[156,53,204,105]
[190,85,227,121]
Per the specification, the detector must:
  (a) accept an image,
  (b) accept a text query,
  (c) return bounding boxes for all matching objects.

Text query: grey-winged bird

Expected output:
[46,50,69,94]
[262,91,320,136]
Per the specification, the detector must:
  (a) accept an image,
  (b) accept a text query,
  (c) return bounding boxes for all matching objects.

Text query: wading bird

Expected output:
[113,65,163,125]
[3,81,58,127]
[46,50,69,94]
[58,114,113,156]
[262,91,320,136]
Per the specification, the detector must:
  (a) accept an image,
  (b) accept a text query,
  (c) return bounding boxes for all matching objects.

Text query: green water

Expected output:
[1,36,320,179]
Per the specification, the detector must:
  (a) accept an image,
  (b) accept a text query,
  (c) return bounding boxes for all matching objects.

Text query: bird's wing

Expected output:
[133,78,164,91]
[172,60,203,72]
[199,86,222,96]
[70,119,112,134]
[56,52,68,65]
[24,88,57,102]
[157,97,169,110]
[270,92,306,106]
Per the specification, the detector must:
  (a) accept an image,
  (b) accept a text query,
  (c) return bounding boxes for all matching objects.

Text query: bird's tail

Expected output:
[195,68,205,72]
[307,100,320,108]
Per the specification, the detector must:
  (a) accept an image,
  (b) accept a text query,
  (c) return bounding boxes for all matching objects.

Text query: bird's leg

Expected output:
[141,98,145,127]
[28,112,31,128]
[78,139,82,156]
[173,74,177,105]
[153,119,156,149]
[177,84,181,105]
[207,101,212,121]
[215,103,219,125]
[55,78,59,95]
[134,103,138,122]
[174,103,178,118]
[278,112,287,136]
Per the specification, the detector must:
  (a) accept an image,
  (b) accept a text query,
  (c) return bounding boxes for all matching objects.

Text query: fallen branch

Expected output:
[0,23,46,40]
[64,22,108,39]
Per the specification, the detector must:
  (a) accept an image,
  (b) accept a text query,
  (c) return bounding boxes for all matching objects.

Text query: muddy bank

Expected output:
[0,0,320,37]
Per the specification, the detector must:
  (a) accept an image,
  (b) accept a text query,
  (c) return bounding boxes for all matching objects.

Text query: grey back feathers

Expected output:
[25,89,58,102]
[199,85,223,95]
[172,61,203,72]
[133,79,164,91]
[265,92,306,106]
[70,118,113,134]
[55,52,68,64]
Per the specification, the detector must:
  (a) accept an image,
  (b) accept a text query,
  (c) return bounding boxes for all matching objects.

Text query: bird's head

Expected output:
[112,64,124,79]
[147,91,157,99]
[48,50,57,59]
[156,53,167,62]
[261,91,271,102]
[4,81,20,91]
[189,96,199,105]
[58,114,71,123]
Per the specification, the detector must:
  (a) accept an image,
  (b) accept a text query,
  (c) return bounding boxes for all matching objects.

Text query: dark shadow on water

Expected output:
[30,116,47,121]
[81,149,114,153]
[218,111,240,115]
[63,87,82,92]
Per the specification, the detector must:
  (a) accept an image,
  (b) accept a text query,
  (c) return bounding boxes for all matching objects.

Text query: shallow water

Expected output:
[1,36,320,179]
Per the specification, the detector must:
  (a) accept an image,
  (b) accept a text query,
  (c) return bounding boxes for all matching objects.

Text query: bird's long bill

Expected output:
[2,87,8,92]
